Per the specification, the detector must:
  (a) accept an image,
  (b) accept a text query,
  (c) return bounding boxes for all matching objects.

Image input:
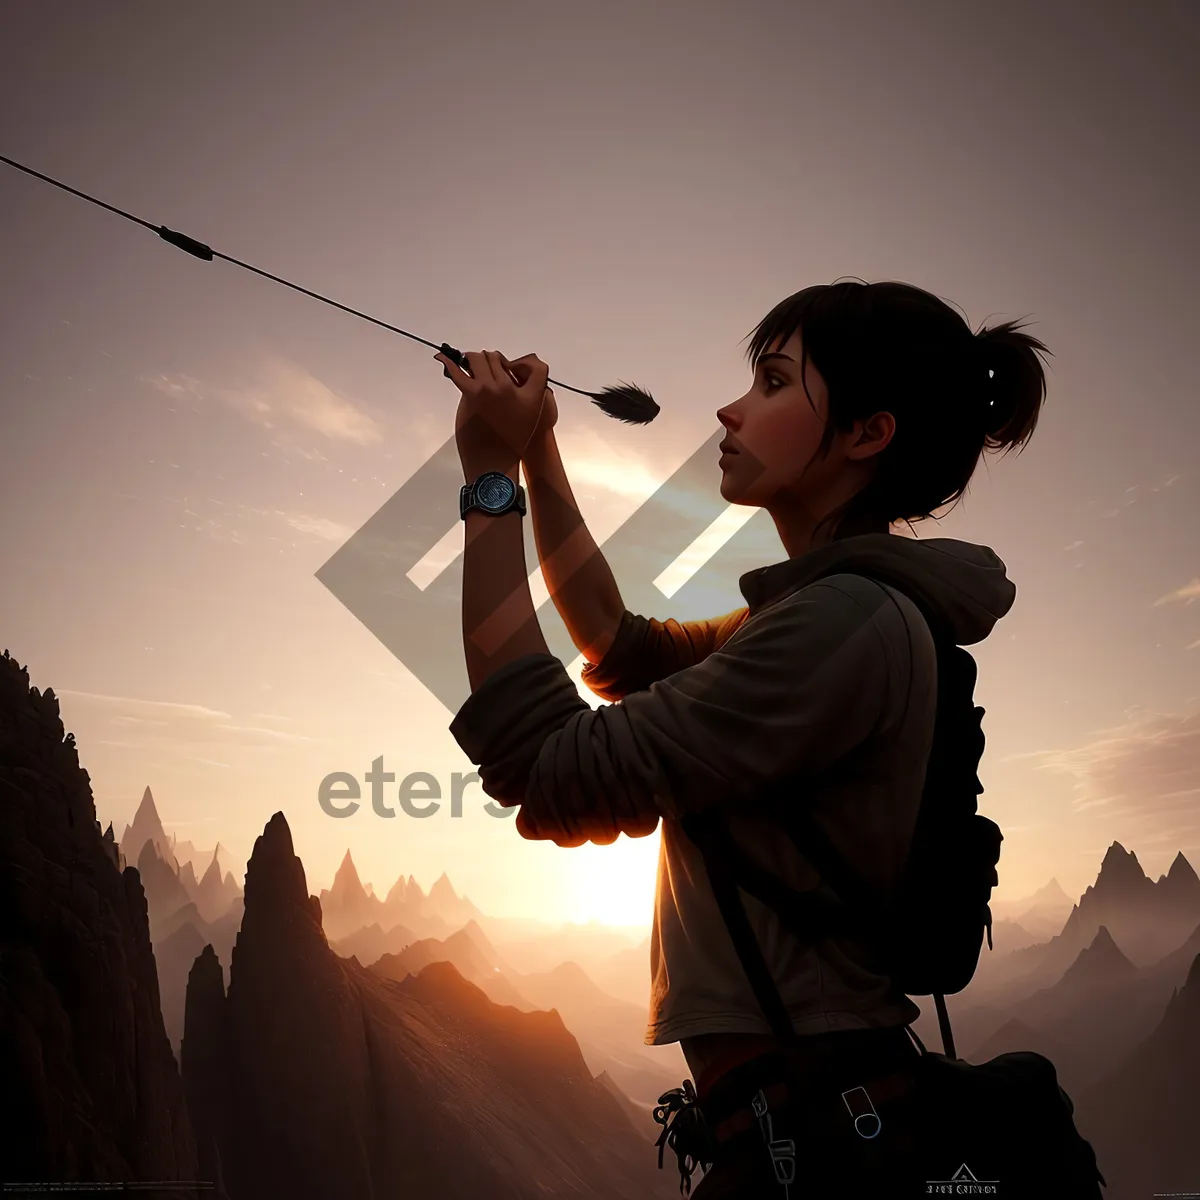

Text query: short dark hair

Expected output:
[741,278,1052,539]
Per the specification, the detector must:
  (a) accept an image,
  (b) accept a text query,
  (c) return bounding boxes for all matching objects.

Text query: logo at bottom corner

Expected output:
[925,1162,999,1194]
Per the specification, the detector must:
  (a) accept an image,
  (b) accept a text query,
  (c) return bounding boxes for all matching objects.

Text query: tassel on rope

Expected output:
[435,343,657,425]
[0,153,660,426]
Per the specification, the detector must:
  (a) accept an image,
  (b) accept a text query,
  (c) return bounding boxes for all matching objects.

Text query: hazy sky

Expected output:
[2,0,1197,926]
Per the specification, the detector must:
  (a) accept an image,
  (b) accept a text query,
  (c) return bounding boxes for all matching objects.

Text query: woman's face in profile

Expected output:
[716,331,835,510]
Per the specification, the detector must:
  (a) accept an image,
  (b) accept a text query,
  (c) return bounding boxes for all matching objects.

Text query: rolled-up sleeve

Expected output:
[579,606,751,701]
[448,581,896,842]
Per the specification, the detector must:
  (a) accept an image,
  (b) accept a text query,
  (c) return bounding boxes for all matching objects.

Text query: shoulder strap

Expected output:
[682,810,799,1044]
[680,568,961,1049]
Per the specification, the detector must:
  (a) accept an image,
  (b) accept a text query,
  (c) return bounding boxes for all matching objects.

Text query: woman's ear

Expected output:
[849,411,895,460]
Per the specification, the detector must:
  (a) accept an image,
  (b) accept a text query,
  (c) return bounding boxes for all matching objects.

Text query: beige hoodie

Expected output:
[449,532,1017,1046]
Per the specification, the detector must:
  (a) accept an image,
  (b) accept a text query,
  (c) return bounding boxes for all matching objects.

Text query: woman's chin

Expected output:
[718,473,748,505]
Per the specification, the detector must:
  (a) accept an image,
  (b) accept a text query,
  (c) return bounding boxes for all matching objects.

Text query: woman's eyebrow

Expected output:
[757,353,794,367]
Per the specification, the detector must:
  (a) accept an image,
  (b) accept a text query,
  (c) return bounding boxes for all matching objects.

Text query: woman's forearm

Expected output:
[522,430,625,665]
[459,456,551,693]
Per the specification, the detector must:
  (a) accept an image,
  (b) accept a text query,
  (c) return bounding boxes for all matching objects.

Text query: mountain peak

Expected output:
[1168,851,1197,879]
[1157,852,1200,919]
[1012,875,1073,911]
[1101,841,1139,867]
[1163,851,1200,898]
[457,919,499,962]
[137,785,161,823]
[243,811,312,914]
[1058,923,1137,990]
[331,850,366,900]
[1001,876,1075,942]
[1093,841,1152,893]
[120,784,176,870]
[430,872,458,901]
[1187,951,1200,992]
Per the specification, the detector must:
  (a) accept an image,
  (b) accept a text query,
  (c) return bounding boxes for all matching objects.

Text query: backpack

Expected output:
[679,567,1108,1194]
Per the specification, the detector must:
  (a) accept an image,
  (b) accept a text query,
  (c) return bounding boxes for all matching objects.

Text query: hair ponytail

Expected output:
[975,318,1049,455]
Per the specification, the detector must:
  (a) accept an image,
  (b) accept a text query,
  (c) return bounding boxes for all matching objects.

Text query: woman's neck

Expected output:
[771,506,890,559]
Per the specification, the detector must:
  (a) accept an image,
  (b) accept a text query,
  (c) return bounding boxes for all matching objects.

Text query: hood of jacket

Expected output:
[738,532,1017,646]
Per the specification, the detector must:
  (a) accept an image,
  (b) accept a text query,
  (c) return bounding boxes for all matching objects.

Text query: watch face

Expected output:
[475,472,515,512]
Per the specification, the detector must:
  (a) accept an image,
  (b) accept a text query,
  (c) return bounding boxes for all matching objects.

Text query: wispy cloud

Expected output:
[282,513,355,542]
[56,689,231,720]
[253,358,381,444]
[1154,578,1200,607]
[56,689,325,755]
[147,357,382,447]
[1092,471,1185,519]
[148,374,204,405]
[272,440,328,462]
[1011,705,1200,849]
[169,497,355,548]
[212,723,319,745]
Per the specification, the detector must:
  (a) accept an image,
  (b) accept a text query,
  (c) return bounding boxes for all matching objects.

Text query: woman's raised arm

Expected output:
[522,425,626,665]
[523,427,749,699]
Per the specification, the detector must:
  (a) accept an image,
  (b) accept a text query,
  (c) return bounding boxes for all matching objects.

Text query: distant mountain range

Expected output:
[360,919,685,1110]
[1074,952,1200,1195]
[317,847,485,942]
[951,841,1200,1013]
[119,786,243,925]
[988,876,1075,940]
[5,642,1199,1197]
[910,842,1200,1117]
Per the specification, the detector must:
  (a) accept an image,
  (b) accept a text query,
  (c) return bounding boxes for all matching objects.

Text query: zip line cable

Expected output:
[0,153,659,425]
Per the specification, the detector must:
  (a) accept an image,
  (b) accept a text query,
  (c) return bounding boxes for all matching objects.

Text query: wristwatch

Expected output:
[460,471,527,520]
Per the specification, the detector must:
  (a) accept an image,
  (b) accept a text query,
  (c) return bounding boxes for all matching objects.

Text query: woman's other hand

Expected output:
[438,349,551,470]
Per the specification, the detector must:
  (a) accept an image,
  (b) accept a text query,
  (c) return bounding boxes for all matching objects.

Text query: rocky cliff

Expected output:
[0,649,200,1190]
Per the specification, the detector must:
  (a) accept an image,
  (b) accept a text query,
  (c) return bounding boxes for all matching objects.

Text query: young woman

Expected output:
[439,278,1050,1196]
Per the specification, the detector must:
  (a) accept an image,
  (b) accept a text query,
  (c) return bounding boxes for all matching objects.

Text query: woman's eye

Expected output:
[763,374,786,392]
